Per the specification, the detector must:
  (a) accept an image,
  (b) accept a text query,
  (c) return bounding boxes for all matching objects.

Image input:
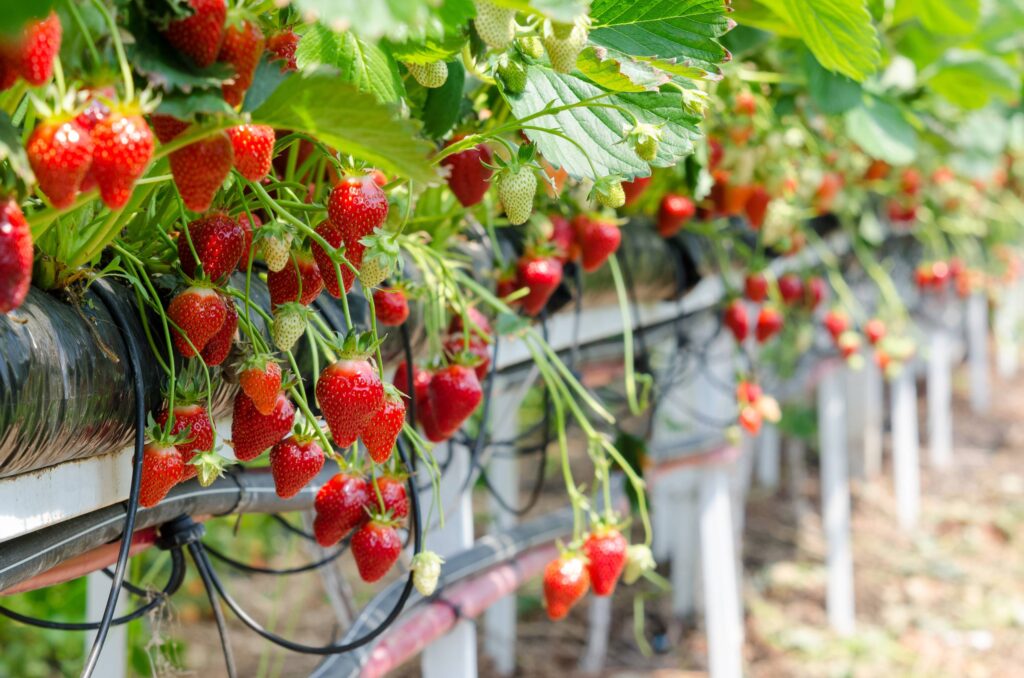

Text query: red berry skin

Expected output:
[150,113,188,144]
[427,365,483,441]
[804,276,827,310]
[168,286,227,357]
[169,131,234,213]
[327,175,389,238]
[393,361,430,413]
[74,96,112,193]
[313,473,372,546]
[270,436,325,499]
[744,185,770,230]
[17,12,61,86]
[199,294,237,366]
[226,124,274,181]
[352,520,402,583]
[370,476,408,518]
[27,119,94,209]
[156,403,214,481]
[448,306,492,339]
[178,212,246,283]
[267,29,298,71]
[162,0,226,68]
[316,359,385,448]
[361,392,406,464]
[442,333,491,381]
[744,272,768,302]
[239,361,282,416]
[235,211,260,271]
[0,198,32,314]
[739,404,762,435]
[517,255,563,316]
[865,318,886,346]
[823,310,849,342]
[311,219,359,297]
[549,215,576,262]
[140,442,185,508]
[723,299,748,342]
[267,251,323,309]
[622,176,651,206]
[737,380,762,404]
[231,392,295,461]
[755,306,783,343]
[373,288,410,326]
[543,554,590,621]
[584,529,628,596]
[441,139,493,207]
[0,54,16,92]
[777,273,803,305]
[218,20,265,107]
[90,113,155,210]
[579,219,621,273]
[657,194,696,237]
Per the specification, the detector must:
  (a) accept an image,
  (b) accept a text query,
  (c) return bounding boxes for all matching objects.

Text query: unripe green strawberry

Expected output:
[497,57,527,94]
[497,166,537,225]
[359,256,389,288]
[628,123,662,162]
[542,18,588,74]
[518,35,544,59]
[272,302,306,352]
[622,543,655,585]
[412,551,445,596]
[260,231,292,272]
[474,0,517,51]
[593,177,625,208]
[406,61,448,88]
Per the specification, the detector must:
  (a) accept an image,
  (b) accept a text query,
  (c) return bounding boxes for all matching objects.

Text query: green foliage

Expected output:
[288,0,474,42]
[295,24,405,104]
[0,0,56,36]
[923,50,1021,110]
[893,0,979,36]
[844,96,918,165]
[0,112,32,183]
[422,61,467,139]
[575,47,669,93]
[804,50,862,115]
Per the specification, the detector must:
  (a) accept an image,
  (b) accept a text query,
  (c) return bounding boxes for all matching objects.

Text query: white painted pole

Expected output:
[578,596,613,674]
[422,445,477,678]
[862,360,884,478]
[757,424,781,490]
[670,470,700,620]
[843,367,867,479]
[786,437,809,521]
[995,286,1019,379]
[967,292,991,414]
[891,368,921,532]
[699,465,743,678]
[817,369,855,635]
[927,330,953,469]
[85,572,127,678]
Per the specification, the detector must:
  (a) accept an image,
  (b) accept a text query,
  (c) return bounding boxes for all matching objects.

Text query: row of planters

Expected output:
[0,0,1021,668]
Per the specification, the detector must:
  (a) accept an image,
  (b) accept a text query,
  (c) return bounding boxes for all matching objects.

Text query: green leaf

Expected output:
[156,91,235,119]
[754,0,880,81]
[242,55,290,113]
[290,0,471,42]
[0,0,55,36]
[0,112,31,183]
[575,47,669,92]
[589,0,732,77]
[803,49,861,114]
[295,24,405,103]
[504,65,702,180]
[491,0,590,23]
[893,0,978,36]
[252,71,437,185]
[924,50,1020,110]
[387,33,468,65]
[843,96,918,165]
[422,61,467,139]
[729,0,800,37]
[125,9,232,93]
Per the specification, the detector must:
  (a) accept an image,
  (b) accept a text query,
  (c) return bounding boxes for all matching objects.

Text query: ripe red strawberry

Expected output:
[373,287,409,326]
[27,117,94,209]
[736,380,762,404]
[362,391,406,464]
[900,167,921,196]
[496,273,519,302]
[226,124,274,181]
[239,358,282,415]
[777,273,803,305]
[149,113,188,144]
[441,138,493,207]
[755,305,783,343]
[269,435,324,498]
[162,0,226,68]
[13,12,62,86]
[370,475,408,519]
[74,96,111,193]
[267,250,323,309]
[723,299,748,342]
[0,54,15,92]
[865,318,886,345]
[316,359,385,448]
[543,553,590,621]
[449,306,492,339]
[744,272,768,302]
[0,198,32,314]
[583,528,628,596]
[139,440,185,507]
[156,403,213,481]
[394,361,431,412]
[312,219,359,297]
[235,211,259,271]
[427,364,483,441]
[169,130,234,212]
[578,218,621,273]
[231,392,295,461]
[443,333,491,381]
[657,194,695,237]
[351,518,402,582]
[218,19,264,106]
[517,254,563,316]
[744,185,770,230]
[864,159,890,182]
[914,263,933,290]
[168,286,227,357]
[804,275,827,309]
[178,212,246,282]
[267,28,298,71]
[837,331,861,359]
[327,174,389,235]
[197,294,236,365]
[739,404,762,435]
[90,111,154,210]
[549,215,576,262]
[313,472,372,546]
[823,309,849,342]
[735,91,756,116]
[622,176,651,206]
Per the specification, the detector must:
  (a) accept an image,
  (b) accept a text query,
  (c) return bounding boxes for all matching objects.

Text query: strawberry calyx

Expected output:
[484,142,541,179]
[193,449,229,487]
[146,413,193,449]
[335,328,382,360]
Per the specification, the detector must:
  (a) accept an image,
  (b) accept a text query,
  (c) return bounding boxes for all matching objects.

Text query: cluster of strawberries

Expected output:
[722,271,828,345]
[0,13,61,92]
[734,379,781,436]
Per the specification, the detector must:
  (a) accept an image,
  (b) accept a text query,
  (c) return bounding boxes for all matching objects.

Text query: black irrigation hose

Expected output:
[399,322,418,474]
[0,548,186,631]
[187,541,238,678]
[190,441,422,655]
[80,282,148,678]
[269,513,317,541]
[202,541,348,576]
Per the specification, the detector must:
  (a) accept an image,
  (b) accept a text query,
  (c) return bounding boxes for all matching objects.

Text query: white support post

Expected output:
[967,292,991,414]
[578,596,613,674]
[995,285,1019,379]
[422,445,477,678]
[817,369,855,636]
[699,465,743,678]
[85,572,127,678]
[891,368,921,532]
[927,330,953,469]
[670,471,700,620]
[786,437,809,521]
[863,360,884,478]
[757,424,781,490]
[843,367,867,479]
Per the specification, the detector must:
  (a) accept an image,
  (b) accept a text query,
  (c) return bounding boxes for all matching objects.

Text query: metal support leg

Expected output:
[892,368,921,531]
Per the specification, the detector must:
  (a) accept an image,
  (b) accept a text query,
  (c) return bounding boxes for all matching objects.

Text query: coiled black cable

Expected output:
[203,541,348,575]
